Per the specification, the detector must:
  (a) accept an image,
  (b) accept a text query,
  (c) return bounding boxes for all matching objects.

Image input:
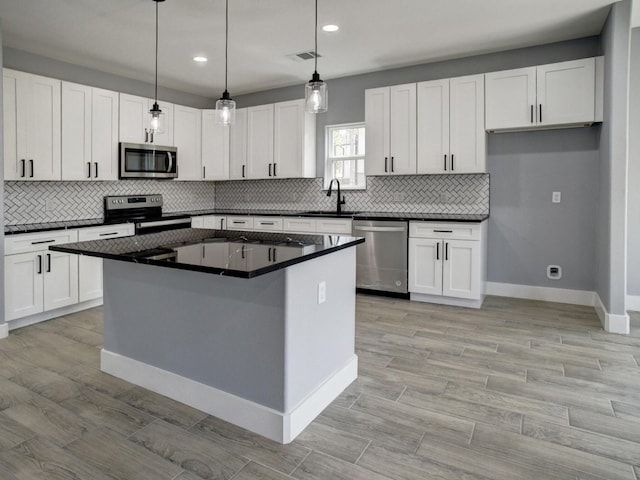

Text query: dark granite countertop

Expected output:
[6,210,488,235]
[49,228,364,279]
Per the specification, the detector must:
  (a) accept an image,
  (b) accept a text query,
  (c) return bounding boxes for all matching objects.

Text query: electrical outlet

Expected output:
[552,191,561,203]
[318,281,326,304]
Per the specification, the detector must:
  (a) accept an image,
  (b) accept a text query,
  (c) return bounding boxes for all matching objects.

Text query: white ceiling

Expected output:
[0,0,630,98]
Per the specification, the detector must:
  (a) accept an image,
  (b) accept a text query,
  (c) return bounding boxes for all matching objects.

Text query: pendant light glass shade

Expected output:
[216,0,235,125]
[305,0,328,114]
[149,0,165,135]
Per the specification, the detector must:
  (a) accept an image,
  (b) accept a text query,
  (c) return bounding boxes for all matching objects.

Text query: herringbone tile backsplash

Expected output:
[4,174,488,225]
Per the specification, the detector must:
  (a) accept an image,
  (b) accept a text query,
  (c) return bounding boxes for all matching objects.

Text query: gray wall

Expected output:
[628,27,640,297]
[237,37,602,292]
[0,20,5,326]
[598,1,631,315]
[3,47,212,109]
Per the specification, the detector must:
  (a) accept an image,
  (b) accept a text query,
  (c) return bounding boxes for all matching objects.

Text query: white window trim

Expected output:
[324,122,366,190]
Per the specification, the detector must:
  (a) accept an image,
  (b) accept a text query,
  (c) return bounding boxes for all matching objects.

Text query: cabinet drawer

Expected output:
[409,222,480,240]
[201,216,226,230]
[283,218,317,233]
[5,230,79,255]
[191,217,204,228]
[226,216,254,230]
[78,223,134,241]
[253,217,283,232]
[315,219,352,234]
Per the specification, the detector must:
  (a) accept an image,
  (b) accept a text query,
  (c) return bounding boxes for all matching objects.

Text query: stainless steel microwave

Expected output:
[119,143,178,179]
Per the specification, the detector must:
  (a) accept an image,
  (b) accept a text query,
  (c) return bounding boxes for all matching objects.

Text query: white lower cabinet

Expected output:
[191,215,227,230]
[408,221,486,308]
[77,224,134,302]
[4,230,79,321]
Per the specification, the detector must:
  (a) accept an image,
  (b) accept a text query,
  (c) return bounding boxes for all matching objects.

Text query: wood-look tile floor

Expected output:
[0,296,639,480]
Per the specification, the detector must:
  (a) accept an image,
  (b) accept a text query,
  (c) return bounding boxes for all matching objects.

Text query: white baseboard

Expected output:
[626,294,640,312]
[101,349,357,444]
[485,282,595,306]
[0,323,8,339]
[595,293,630,334]
[6,298,103,331]
[410,293,484,309]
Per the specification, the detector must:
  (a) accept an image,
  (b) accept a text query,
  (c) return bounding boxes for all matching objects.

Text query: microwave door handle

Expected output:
[166,152,174,173]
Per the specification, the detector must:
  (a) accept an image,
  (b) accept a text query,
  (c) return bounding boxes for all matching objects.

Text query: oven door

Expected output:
[120,143,178,179]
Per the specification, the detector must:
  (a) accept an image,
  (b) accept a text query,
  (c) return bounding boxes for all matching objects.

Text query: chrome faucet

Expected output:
[326,179,346,215]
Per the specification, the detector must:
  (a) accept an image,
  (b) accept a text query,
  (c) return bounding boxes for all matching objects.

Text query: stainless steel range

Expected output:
[104,194,191,234]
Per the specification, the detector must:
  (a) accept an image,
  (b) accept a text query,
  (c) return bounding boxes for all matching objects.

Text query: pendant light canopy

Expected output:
[149,0,165,134]
[215,0,236,125]
[305,0,328,113]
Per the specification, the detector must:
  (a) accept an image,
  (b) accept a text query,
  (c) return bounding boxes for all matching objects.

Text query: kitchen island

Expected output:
[50,228,364,443]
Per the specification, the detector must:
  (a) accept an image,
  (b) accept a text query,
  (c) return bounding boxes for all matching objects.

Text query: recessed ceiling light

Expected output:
[322,24,339,32]
[193,56,208,63]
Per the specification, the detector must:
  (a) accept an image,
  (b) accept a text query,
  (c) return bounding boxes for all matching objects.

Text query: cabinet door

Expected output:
[537,58,595,126]
[484,67,536,130]
[442,240,480,300]
[3,69,24,180]
[148,99,174,146]
[389,83,416,175]
[449,74,486,173]
[4,252,43,321]
[202,110,230,180]
[191,217,205,228]
[29,74,62,180]
[246,104,274,179]
[61,82,92,180]
[119,93,147,143]
[201,215,227,230]
[43,251,79,311]
[274,99,304,178]
[229,108,247,180]
[364,87,390,175]
[417,79,449,174]
[79,256,103,302]
[92,87,119,180]
[409,238,442,295]
[175,104,202,180]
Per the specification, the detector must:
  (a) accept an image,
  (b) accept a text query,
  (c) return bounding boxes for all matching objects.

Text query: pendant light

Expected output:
[215,0,236,125]
[149,0,165,135]
[305,0,328,113]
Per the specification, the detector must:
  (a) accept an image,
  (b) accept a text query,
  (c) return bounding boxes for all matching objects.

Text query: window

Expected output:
[325,123,366,190]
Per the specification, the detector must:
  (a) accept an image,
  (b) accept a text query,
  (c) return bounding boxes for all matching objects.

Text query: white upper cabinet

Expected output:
[62,82,119,180]
[274,99,316,179]
[485,57,600,131]
[201,109,230,180]
[229,108,248,180]
[174,104,202,180]
[119,93,174,145]
[365,83,416,175]
[246,104,274,179]
[3,68,61,181]
[417,74,486,174]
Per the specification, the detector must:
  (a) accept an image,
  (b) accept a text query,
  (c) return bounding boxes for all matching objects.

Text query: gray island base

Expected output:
[100,246,357,444]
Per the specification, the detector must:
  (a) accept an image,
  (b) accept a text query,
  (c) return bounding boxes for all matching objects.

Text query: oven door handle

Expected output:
[353,226,406,233]
[136,218,190,229]
[166,152,174,173]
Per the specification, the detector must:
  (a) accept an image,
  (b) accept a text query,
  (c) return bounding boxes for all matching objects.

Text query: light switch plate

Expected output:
[318,281,326,304]
[552,192,561,203]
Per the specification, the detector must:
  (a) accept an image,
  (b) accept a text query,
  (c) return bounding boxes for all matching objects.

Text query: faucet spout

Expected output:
[327,179,346,215]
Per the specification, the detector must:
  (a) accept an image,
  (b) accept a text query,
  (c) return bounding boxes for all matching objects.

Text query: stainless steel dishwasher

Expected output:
[352,220,408,295]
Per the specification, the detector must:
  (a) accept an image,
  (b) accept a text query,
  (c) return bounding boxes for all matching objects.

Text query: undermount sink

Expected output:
[302,210,360,216]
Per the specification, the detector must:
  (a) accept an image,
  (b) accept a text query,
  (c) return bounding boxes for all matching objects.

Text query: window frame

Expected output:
[323,122,366,191]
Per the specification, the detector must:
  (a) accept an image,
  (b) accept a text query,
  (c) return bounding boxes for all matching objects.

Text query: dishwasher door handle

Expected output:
[353,226,406,233]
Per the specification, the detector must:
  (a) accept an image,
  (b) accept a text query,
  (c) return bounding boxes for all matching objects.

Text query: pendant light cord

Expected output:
[314,0,318,74]
[154,0,159,103]
[224,0,229,93]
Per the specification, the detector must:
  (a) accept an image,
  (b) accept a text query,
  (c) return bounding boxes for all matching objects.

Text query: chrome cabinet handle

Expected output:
[242,165,245,178]
[436,242,440,260]
[445,242,449,261]
[31,239,56,245]
[391,157,395,173]
[37,255,42,274]
[46,253,51,273]
[384,157,388,173]
[87,162,91,178]
[203,166,206,178]
[444,155,447,171]
[21,159,26,177]
[268,163,272,177]
[94,162,98,178]
[273,163,277,176]
[434,229,453,233]
[220,218,224,230]
[150,131,154,143]
[99,232,118,237]
[451,155,454,171]
[29,159,34,177]
[531,105,534,123]
[539,104,542,123]
[145,129,149,143]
